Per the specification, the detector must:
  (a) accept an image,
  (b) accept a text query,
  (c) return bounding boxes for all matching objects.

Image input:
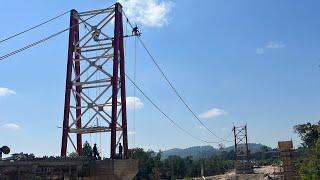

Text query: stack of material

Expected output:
[278,140,299,180]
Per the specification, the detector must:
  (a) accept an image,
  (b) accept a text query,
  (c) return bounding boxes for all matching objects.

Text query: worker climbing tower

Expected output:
[61,3,128,159]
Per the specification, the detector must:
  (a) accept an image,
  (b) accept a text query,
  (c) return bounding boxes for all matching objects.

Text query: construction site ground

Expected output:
[196,166,281,180]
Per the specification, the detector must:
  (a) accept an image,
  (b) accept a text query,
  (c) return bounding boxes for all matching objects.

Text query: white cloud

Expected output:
[266,41,286,49]
[2,123,21,131]
[198,108,227,119]
[256,48,264,55]
[256,41,286,54]
[198,125,206,130]
[126,96,144,109]
[104,97,143,112]
[119,0,173,27]
[0,87,15,97]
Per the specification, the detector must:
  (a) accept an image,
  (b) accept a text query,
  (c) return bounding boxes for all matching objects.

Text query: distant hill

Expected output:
[161,145,219,159]
[224,143,272,153]
[161,143,271,159]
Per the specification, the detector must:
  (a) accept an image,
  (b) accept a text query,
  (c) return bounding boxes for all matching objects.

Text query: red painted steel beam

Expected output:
[233,126,237,161]
[110,3,121,159]
[118,4,129,159]
[61,9,79,156]
[245,125,249,162]
[74,14,83,156]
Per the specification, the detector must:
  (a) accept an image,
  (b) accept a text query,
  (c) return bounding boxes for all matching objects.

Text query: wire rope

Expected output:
[0,10,70,44]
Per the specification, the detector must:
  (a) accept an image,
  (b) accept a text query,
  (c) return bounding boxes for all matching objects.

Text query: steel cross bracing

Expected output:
[233,125,249,162]
[61,3,128,159]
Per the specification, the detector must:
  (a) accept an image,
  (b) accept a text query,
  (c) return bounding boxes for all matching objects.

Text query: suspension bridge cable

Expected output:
[135,38,232,142]
[0,10,70,44]
[122,11,232,142]
[125,74,227,144]
[0,29,69,61]
[0,9,103,61]
[136,38,232,142]
[133,35,137,147]
[0,7,232,143]
[223,129,234,142]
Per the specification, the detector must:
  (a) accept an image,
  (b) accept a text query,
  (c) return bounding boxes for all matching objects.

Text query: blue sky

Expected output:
[1,0,320,157]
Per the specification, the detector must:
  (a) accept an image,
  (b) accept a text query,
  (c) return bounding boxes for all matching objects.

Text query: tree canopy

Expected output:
[294,121,320,148]
[294,121,320,179]
[82,141,93,157]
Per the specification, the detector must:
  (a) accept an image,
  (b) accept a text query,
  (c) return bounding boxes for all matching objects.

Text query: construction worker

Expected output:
[132,25,141,36]
[92,144,101,160]
[119,143,123,159]
[91,26,100,41]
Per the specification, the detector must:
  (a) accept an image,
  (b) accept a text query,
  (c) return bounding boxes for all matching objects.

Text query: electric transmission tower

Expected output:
[61,3,128,159]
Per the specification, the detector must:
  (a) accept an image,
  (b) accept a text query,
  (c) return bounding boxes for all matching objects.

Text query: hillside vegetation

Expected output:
[161,143,271,159]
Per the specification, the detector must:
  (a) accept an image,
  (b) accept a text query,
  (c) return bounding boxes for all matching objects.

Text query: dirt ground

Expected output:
[195,166,281,180]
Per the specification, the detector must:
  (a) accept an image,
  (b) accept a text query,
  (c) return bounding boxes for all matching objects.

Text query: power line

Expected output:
[0,10,70,44]
[0,10,103,61]
[122,10,232,142]
[125,74,226,144]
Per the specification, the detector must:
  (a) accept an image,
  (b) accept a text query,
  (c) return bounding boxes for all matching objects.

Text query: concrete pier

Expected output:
[87,159,139,180]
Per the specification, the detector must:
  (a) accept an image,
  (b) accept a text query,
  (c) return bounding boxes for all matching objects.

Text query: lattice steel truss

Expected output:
[233,125,252,174]
[61,3,128,159]
[233,125,249,162]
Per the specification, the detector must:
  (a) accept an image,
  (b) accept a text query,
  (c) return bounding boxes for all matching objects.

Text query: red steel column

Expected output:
[74,14,82,155]
[233,126,237,161]
[61,9,79,156]
[118,4,128,159]
[111,3,121,159]
[245,125,249,162]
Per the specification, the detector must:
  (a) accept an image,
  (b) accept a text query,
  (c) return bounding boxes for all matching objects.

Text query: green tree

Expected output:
[82,141,93,157]
[129,148,234,179]
[67,141,92,158]
[204,156,233,176]
[300,139,320,180]
[294,121,320,148]
[129,148,162,179]
[68,152,79,158]
[162,155,190,179]
[294,121,320,179]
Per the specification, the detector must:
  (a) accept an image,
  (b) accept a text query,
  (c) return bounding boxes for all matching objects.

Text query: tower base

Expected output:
[235,161,254,174]
[0,157,138,180]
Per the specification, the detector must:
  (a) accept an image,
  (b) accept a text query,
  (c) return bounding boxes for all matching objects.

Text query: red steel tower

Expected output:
[233,125,249,163]
[61,3,128,159]
[233,125,253,173]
